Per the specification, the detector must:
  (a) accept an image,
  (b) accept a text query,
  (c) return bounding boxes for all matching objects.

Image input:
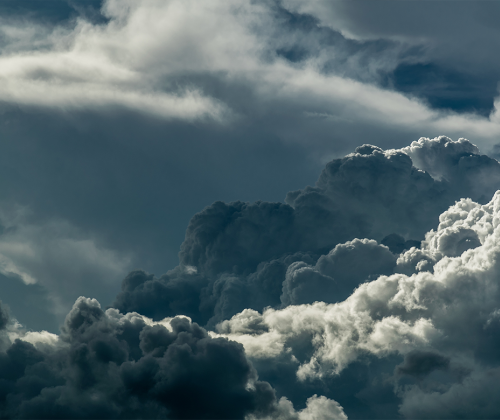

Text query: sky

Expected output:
[1,1,500,419]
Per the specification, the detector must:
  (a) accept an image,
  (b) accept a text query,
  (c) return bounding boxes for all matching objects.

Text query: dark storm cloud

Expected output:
[2,1,500,418]
[181,137,500,276]
[6,137,500,419]
[3,0,500,332]
[112,267,210,324]
[280,239,397,306]
[113,252,318,327]
[388,62,498,117]
[0,297,287,419]
[179,201,297,276]
[0,300,8,331]
[113,137,500,331]
[108,136,500,419]
[396,350,450,378]
[0,296,348,419]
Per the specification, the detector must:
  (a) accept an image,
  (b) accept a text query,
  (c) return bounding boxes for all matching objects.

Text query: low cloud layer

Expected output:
[3,136,500,418]
[0,296,347,420]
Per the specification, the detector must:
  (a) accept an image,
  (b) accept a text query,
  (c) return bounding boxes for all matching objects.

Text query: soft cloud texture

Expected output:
[3,0,500,322]
[3,136,500,418]
[3,1,500,418]
[2,0,500,148]
[113,137,500,329]
[217,190,500,417]
[0,296,346,420]
[0,203,131,322]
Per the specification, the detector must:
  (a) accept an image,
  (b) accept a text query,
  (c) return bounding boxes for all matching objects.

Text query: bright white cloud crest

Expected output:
[216,190,500,416]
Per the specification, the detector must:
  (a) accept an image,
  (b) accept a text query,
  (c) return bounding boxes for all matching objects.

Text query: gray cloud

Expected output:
[0,300,8,332]
[5,136,500,418]
[218,188,500,418]
[399,367,500,419]
[3,2,500,417]
[282,0,500,72]
[114,137,500,329]
[0,296,347,419]
[179,137,492,277]
[0,204,131,327]
[2,0,500,148]
[281,1,500,114]
[1,298,268,419]
[281,239,397,306]
[396,350,450,378]
[3,0,500,335]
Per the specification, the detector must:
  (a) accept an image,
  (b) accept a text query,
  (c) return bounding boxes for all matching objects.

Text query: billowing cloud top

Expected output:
[218,188,500,418]
[113,136,500,326]
[3,136,500,418]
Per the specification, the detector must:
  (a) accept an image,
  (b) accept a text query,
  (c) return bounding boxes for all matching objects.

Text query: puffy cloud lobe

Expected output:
[248,394,347,420]
[180,137,500,278]
[9,137,500,418]
[0,297,347,419]
[112,267,210,324]
[315,239,396,296]
[115,137,500,330]
[281,239,396,306]
[401,136,500,203]
[114,252,318,327]
[428,225,481,258]
[179,200,297,276]
[115,237,397,327]
[401,137,481,181]
[217,191,500,417]
[296,395,347,420]
[288,144,441,244]
[281,262,338,307]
